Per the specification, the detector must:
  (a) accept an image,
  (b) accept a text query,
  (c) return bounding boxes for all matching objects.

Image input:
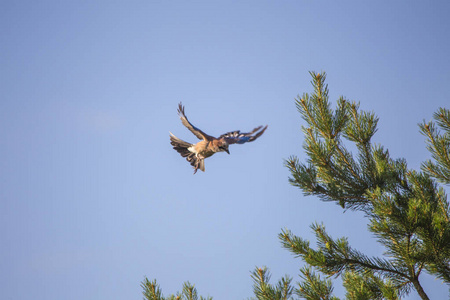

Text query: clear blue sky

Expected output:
[1,1,449,299]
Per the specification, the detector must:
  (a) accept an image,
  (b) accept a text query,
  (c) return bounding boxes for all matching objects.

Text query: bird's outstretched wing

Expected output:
[220,125,268,145]
[177,102,213,140]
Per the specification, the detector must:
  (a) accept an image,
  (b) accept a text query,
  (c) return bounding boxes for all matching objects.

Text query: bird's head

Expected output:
[218,139,230,154]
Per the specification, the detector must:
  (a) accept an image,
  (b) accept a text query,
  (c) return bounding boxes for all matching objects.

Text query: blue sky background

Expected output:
[1,1,450,299]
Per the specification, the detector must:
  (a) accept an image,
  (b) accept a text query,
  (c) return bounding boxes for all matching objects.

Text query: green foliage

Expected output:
[296,266,339,300]
[285,71,450,300]
[249,266,294,300]
[142,278,164,300]
[420,107,450,184]
[280,225,405,299]
[141,278,212,300]
[342,271,399,300]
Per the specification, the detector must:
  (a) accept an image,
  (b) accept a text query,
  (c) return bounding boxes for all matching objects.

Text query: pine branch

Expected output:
[420,108,450,184]
[296,266,339,300]
[141,278,164,300]
[141,278,212,300]
[250,267,294,300]
[342,271,401,300]
[279,226,414,291]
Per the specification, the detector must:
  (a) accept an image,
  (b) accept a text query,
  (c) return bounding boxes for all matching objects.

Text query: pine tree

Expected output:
[283,71,450,299]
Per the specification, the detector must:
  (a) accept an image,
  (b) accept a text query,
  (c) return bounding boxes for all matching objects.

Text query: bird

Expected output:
[170,102,268,174]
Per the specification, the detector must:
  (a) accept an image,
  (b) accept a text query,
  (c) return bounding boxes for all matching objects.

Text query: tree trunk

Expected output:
[412,278,430,300]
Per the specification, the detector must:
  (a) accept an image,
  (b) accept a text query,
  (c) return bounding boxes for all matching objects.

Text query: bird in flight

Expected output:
[170,102,268,174]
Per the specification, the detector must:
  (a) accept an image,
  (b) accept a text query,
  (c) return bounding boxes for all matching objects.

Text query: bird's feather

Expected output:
[178,103,213,141]
[220,125,268,144]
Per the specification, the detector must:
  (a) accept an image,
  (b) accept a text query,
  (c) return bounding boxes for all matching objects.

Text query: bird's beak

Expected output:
[226,149,230,154]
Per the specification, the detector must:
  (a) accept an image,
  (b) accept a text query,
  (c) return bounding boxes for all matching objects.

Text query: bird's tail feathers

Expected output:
[169,132,191,150]
[169,133,205,173]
